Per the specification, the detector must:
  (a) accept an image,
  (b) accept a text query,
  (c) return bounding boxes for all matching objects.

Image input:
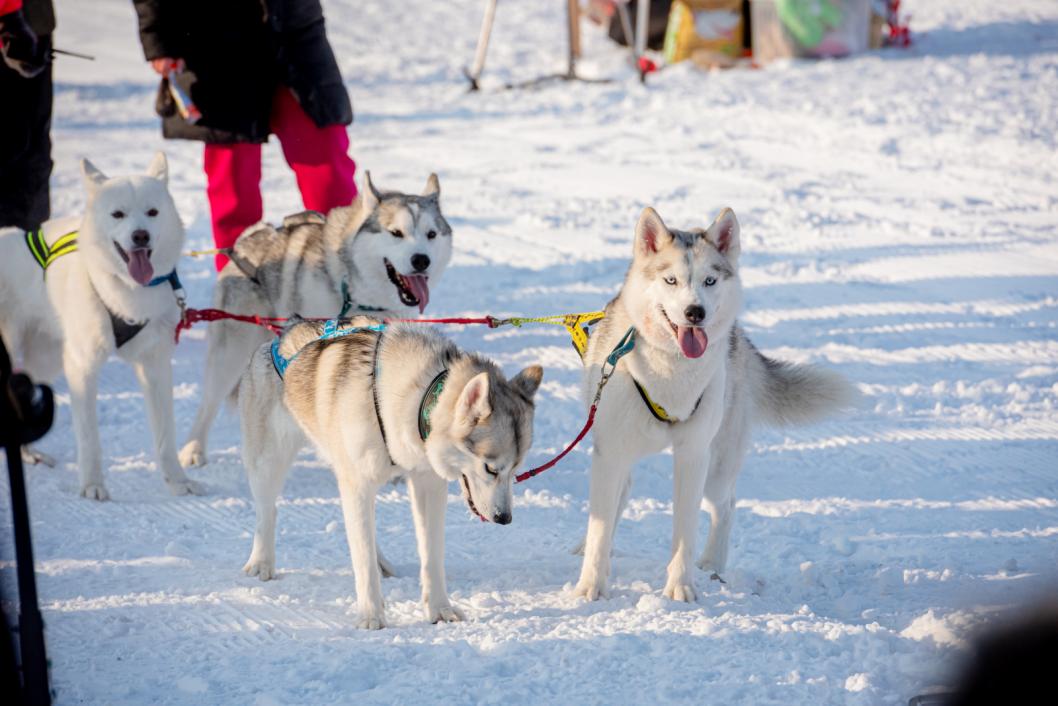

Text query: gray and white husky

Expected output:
[179,172,453,468]
[573,207,854,602]
[238,317,542,628]
[0,153,202,499]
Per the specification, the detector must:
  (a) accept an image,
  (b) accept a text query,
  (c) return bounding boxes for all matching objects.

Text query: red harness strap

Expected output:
[175,308,287,342]
[515,403,597,484]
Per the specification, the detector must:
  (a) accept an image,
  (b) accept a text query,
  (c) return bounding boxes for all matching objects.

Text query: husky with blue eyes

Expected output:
[572,207,855,603]
[238,317,542,629]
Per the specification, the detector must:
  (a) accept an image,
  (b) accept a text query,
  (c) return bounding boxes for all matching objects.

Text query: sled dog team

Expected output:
[0,155,854,628]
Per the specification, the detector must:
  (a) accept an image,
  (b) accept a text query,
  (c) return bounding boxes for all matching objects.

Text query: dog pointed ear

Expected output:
[635,207,673,257]
[707,208,740,264]
[511,365,543,401]
[146,151,169,184]
[362,171,381,210]
[455,372,492,429]
[422,173,440,200]
[81,158,108,195]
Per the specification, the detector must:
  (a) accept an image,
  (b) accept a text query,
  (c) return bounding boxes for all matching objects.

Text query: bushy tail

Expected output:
[752,351,858,427]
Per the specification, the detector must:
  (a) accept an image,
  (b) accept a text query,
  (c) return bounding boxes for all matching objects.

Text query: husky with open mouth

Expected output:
[179,172,452,468]
[572,207,855,602]
[238,317,541,629]
[0,153,202,499]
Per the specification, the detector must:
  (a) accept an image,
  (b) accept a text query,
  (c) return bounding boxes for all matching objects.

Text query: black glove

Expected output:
[0,10,48,78]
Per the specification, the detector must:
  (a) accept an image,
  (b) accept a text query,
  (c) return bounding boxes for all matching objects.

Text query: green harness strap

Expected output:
[25,229,78,271]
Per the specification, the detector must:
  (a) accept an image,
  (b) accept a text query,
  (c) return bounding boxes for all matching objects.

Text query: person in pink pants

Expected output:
[202,87,357,270]
[133,0,356,270]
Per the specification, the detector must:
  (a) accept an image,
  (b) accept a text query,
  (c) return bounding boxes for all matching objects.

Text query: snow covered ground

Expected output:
[2,0,1057,703]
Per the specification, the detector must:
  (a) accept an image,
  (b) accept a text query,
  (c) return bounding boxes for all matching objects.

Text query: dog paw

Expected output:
[356,613,386,630]
[166,477,205,496]
[428,603,465,624]
[243,558,276,581]
[662,580,698,603]
[80,483,110,501]
[572,574,609,601]
[178,442,207,468]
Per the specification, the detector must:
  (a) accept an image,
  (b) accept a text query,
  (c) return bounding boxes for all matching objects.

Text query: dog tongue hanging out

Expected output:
[677,325,708,358]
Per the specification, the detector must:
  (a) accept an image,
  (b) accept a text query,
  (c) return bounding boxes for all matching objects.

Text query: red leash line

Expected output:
[174,308,501,342]
[174,308,287,342]
[515,404,596,484]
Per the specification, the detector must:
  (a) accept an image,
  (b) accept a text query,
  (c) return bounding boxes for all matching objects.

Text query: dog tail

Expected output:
[751,346,857,428]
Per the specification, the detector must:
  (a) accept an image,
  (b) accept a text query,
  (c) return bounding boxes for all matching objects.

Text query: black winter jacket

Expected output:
[132,0,352,144]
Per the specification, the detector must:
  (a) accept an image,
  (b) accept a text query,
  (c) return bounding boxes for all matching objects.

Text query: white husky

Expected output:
[0,153,201,499]
[573,207,854,601]
[179,173,452,468]
[238,317,542,628]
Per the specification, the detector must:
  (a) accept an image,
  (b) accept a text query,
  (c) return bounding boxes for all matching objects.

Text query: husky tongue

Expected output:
[402,274,430,313]
[128,247,154,286]
[677,326,708,358]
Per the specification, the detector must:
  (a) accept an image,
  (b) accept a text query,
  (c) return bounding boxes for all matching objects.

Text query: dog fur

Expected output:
[573,206,855,602]
[179,172,452,468]
[0,153,202,499]
[238,317,542,628]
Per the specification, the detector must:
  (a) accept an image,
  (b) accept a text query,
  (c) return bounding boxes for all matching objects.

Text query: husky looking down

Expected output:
[573,207,855,602]
[0,153,202,500]
[238,317,542,629]
[180,172,452,468]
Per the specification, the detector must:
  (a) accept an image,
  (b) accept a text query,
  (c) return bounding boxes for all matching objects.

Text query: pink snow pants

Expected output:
[203,86,357,270]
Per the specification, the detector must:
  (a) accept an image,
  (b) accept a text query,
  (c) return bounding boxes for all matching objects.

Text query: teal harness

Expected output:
[271,319,448,466]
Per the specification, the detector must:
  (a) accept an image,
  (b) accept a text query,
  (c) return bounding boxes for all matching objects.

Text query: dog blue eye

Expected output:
[663,276,677,286]
[427,230,437,240]
[704,276,717,287]
[390,229,404,239]
[111,210,125,219]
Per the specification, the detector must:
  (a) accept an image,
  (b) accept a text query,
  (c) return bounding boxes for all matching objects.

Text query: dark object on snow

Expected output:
[942,603,1058,706]
[608,0,672,50]
[132,0,352,144]
[0,335,54,705]
[0,0,54,229]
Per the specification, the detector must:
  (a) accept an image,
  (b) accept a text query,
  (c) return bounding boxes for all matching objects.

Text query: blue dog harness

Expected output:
[270,319,386,378]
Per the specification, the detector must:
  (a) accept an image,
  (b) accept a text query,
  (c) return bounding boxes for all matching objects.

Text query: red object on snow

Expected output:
[638,56,657,75]
[885,0,912,47]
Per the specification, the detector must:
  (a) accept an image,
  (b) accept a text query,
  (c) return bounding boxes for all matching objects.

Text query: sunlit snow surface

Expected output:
[2,1,1056,703]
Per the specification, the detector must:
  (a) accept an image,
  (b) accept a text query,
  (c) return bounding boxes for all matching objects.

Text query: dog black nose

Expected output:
[131,229,150,247]
[411,253,430,272]
[493,511,512,525]
[684,305,705,325]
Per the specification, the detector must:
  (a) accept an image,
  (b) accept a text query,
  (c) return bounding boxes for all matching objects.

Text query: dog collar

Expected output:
[417,369,448,441]
[147,269,182,289]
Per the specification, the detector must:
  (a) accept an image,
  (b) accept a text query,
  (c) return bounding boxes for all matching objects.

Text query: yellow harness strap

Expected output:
[25,229,79,271]
[558,311,679,424]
